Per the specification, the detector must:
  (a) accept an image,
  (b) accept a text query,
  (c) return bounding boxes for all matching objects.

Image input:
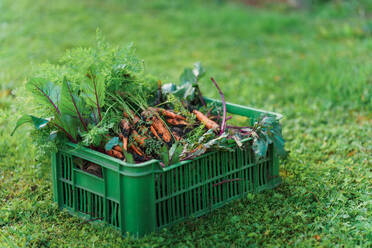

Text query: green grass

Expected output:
[1,0,371,247]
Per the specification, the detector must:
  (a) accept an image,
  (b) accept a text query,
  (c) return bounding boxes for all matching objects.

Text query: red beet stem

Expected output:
[210,77,226,135]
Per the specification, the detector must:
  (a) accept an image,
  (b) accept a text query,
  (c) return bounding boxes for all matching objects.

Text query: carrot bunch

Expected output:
[104,106,220,163]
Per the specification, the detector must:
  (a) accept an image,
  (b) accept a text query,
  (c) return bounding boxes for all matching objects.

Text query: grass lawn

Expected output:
[0,0,371,247]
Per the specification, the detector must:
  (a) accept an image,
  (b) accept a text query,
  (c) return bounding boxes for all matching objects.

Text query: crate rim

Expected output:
[203,97,283,120]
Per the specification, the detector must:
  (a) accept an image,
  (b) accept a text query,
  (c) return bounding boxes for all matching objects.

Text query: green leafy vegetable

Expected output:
[180,68,196,85]
[123,151,135,164]
[160,142,183,166]
[11,115,49,136]
[161,62,206,105]
[105,137,120,151]
[82,122,112,147]
[60,78,88,131]
[242,115,287,160]
[192,62,206,79]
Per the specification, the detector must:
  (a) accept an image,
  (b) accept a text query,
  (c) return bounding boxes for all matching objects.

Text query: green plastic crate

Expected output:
[51,98,283,237]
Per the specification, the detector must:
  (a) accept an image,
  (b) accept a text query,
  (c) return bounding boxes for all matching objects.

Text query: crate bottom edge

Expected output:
[54,178,282,237]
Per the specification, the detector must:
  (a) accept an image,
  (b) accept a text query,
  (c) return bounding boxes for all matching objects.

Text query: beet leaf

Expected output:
[82,67,106,122]
[27,78,61,114]
[61,78,88,131]
[11,115,49,136]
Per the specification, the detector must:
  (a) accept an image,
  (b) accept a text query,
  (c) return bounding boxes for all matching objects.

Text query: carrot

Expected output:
[127,113,141,128]
[120,119,131,133]
[132,115,141,125]
[106,149,124,159]
[118,133,128,151]
[143,109,172,143]
[123,111,141,126]
[151,117,171,142]
[156,108,186,120]
[123,137,128,151]
[150,126,162,141]
[166,118,189,126]
[119,118,132,151]
[132,130,146,146]
[113,145,123,152]
[193,110,220,131]
[129,144,144,156]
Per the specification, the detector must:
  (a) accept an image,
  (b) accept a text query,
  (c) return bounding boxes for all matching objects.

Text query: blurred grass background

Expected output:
[0,0,371,247]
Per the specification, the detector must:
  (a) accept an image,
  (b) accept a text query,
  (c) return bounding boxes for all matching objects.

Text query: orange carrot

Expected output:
[166,118,189,126]
[156,108,186,120]
[106,149,124,159]
[118,133,128,151]
[123,111,130,118]
[130,144,144,156]
[132,115,141,125]
[119,118,132,151]
[123,137,128,151]
[143,109,172,143]
[123,111,141,126]
[132,130,146,146]
[150,126,162,141]
[113,145,123,152]
[151,117,171,142]
[193,110,220,131]
[120,119,131,131]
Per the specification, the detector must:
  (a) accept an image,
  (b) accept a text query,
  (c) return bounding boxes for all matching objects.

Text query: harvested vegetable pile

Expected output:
[13,34,286,170]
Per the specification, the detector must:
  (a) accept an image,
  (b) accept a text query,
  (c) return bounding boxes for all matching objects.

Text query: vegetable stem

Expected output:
[210,77,226,135]
[89,68,102,121]
[196,86,206,107]
[53,123,78,143]
[65,81,88,131]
